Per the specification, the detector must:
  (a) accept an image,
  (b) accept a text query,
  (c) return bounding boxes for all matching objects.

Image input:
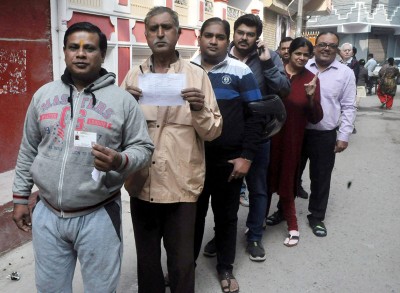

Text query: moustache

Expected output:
[238,41,249,45]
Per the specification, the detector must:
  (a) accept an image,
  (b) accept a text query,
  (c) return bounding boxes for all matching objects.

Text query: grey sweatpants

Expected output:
[32,199,123,293]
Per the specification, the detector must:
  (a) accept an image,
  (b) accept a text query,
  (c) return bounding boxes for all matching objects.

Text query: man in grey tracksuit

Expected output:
[12,22,154,293]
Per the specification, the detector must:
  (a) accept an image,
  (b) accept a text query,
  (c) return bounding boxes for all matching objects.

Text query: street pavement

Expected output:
[1,92,400,292]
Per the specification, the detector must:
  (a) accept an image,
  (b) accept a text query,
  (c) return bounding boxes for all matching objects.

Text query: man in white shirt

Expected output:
[364,53,377,94]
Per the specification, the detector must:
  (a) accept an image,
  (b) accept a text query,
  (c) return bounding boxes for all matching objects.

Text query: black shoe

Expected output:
[298,185,309,199]
[247,241,266,262]
[307,214,327,237]
[265,210,284,226]
[352,127,357,134]
[203,237,216,257]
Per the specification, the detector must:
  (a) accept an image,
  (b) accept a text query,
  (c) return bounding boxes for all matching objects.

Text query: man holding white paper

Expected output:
[121,6,222,293]
[12,22,154,292]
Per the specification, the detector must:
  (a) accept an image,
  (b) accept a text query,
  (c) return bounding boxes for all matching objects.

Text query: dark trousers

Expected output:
[131,198,196,293]
[245,140,270,242]
[300,129,337,220]
[366,76,374,93]
[194,160,242,273]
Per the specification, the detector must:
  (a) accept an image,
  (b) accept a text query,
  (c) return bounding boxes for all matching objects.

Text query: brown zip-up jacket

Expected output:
[121,56,222,203]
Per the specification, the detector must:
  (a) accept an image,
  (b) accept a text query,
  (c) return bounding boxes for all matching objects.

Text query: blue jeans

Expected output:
[245,140,270,242]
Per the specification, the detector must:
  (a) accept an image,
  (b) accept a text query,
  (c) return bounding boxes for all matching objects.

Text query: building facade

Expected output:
[306,0,400,62]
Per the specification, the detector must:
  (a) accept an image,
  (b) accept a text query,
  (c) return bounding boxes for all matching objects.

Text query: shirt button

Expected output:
[156,125,160,128]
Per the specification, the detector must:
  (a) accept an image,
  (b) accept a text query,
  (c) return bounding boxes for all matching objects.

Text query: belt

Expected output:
[42,190,121,213]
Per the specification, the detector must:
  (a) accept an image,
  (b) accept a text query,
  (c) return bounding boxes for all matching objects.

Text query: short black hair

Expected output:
[280,37,293,47]
[315,31,340,45]
[289,37,313,55]
[368,53,374,58]
[359,59,365,66]
[233,14,263,38]
[64,22,107,57]
[200,17,230,38]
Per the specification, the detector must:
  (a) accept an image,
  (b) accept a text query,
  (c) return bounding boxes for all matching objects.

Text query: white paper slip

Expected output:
[91,168,102,182]
[138,73,186,106]
[74,131,97,148]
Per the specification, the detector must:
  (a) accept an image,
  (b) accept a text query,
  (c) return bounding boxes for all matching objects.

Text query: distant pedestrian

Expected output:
[365,53,377,94]
[339,43,359,83]
[377,57,399,109]
[356,59,368,108]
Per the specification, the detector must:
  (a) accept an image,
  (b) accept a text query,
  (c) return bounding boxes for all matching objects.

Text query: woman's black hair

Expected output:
[289,37,313,55]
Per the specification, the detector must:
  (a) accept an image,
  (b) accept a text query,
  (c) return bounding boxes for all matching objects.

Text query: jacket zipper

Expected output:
[57,91,81,217]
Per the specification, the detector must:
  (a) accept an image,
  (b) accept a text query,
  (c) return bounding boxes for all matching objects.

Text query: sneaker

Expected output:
[297,185,309,199]
[203,237,217,257]
[239,192,249,207]
[246,241,266,262]
[265,210,284,226]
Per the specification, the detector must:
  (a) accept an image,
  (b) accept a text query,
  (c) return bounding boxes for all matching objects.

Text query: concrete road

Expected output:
[1,93,400,292]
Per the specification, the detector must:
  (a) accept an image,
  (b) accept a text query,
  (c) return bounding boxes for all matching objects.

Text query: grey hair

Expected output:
[144,6,180,32]
[340,43,353,50]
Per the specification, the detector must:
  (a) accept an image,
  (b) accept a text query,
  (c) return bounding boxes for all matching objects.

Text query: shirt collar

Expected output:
[192,54,229,71]
[147,50,182,73]
[308,57,341,71]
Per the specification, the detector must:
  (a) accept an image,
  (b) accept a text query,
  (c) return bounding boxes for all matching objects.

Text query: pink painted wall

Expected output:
[68,12,115,41]
[0,0,53,173]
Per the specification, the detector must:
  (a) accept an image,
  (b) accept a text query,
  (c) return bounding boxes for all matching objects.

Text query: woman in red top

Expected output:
[268,37,323,246]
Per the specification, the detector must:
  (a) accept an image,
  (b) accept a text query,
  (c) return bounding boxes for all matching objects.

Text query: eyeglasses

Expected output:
[316,42,338,49]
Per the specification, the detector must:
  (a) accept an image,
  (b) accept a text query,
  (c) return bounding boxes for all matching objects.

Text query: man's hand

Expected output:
[256,40,271,61]
[13,204,31,232]
[227,158,252,182]
[334,140,348,153]
[125,85,143,101]
[92,144,122,171]
[181,88,205,111]
[304,72,319,97]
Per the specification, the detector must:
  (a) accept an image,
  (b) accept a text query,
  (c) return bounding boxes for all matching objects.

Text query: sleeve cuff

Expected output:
[115,153,130,172]
[261,59,275,70]
[240,150,256,162]
[13,194,30,205]
[337,132,350,142]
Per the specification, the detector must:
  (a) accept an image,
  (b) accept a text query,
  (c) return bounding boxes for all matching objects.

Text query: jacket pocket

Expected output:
[166,105,192,126]
[124,167,150,196]
[177,159,205,196]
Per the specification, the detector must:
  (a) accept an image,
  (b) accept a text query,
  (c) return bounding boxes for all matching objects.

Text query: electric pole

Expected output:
[296,0,304,37]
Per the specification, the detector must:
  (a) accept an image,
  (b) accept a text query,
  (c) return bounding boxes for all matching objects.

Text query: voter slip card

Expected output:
[74,131,97,148]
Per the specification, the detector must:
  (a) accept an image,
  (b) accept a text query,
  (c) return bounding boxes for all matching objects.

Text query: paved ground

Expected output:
[1,92,400,292]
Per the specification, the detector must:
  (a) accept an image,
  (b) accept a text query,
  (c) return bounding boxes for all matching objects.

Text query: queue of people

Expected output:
[14,5,392,293]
